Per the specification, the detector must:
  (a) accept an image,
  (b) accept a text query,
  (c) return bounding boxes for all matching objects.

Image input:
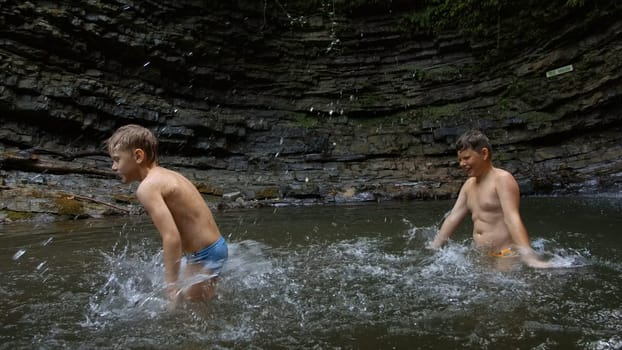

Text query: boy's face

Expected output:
[109,146,141,183]
[457,147,489,178]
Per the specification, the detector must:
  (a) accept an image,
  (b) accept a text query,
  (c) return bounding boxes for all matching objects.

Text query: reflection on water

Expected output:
[1,197,621,349]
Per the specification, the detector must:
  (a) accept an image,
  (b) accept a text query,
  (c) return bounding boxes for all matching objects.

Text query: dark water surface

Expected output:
[1,196,621,349]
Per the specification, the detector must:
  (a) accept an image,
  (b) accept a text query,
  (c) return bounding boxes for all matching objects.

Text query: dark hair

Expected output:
[106,124,158,164]
[455,129,492,155]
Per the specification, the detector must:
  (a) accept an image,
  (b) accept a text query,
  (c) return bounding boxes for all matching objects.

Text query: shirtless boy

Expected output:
[106,124,228,304]
[429,129,551,268]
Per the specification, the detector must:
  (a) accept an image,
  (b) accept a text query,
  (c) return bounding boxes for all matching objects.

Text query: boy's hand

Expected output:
[167,287,179,300]
[425,241,440,250]
[518,246,553,269]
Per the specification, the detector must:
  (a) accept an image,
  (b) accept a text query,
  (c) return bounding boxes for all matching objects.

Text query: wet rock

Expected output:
[222,191,242,201]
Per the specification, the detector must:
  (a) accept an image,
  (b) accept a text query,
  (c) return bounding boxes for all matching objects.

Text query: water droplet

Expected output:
[274,152,280,158]
[329,110,334,116]
[13,249,26,260]
[305,177,309,183]
[143,61,151,67]
[36,261,47,270]
[309,107,314,112]
[42,237,53,246]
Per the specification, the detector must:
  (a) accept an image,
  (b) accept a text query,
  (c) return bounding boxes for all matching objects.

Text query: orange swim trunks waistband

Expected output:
[489,247,519,258]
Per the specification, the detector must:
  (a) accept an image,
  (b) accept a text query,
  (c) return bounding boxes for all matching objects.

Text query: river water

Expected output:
[1,196,621,349]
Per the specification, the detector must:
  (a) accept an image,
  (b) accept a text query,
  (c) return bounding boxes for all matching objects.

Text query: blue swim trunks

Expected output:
[186,236,228,276]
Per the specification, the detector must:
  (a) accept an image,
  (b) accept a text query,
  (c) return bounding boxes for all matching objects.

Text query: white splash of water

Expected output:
[13,249,26,260]
[532,238,591,268]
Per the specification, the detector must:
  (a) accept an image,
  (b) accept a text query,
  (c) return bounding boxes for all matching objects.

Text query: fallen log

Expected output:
[1,152,115,178]
[59,192,131,214]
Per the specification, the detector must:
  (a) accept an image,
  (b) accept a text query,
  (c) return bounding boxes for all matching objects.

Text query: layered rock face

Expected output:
[1,1,621,221]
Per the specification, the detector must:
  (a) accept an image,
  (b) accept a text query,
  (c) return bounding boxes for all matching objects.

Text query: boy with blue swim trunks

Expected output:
[107,124,227,306]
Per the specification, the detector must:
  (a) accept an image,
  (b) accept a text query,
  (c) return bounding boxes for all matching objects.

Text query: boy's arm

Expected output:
[429,184,469,249]
[497,174,551,268]
[136,183,183,297]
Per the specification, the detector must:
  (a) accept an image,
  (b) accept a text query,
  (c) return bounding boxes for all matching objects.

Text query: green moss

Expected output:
[54,195,84,216]
[44,7,66,16]
[357,94,386,107]
[195,182,224,196]
[425,66,462,82]
[255,186,280,199]
[518,111,556,122]
[112,194,136,204]
[355,115,388,129]
[4,210,35,221]
[293,114,319,128]
[505,77,529,98]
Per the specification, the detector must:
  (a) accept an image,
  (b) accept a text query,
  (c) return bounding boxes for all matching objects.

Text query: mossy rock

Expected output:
[292,113,320,128]
[2,210,35,221]
[54,195,84,216]
[255,186,280,200]
[195,182,224,196]
[112,193,136,204]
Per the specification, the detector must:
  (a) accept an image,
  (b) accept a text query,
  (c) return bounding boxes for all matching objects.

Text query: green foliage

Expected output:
[401,0,613,36]
[397,0,618,61]
[275,0,618,61]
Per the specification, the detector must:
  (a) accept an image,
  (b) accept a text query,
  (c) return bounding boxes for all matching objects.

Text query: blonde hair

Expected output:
[106,124,158,164]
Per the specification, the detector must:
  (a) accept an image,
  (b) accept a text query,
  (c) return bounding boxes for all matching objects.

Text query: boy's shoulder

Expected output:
[147,166,177,177]
[138,167,171,189]
[492,167,517,182]
[463,176,476,187]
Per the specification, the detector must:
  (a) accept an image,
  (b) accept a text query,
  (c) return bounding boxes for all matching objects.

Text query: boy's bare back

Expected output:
[107,124,228,303]
[137,167,221,253]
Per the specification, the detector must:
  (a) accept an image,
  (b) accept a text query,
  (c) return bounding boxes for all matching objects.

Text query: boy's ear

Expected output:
[481,147,490,160]
[133,148,145,163]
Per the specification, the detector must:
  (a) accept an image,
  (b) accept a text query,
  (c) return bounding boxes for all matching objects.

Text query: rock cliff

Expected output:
[1,1,621,222]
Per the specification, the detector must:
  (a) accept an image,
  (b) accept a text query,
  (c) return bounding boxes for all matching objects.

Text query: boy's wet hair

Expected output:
[455,129,492,156]
[106,124,158,164]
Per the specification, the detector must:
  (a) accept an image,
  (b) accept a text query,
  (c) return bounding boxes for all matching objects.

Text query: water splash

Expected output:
[12,248,26,260]
[83,238,274,332]
[582,336,622,350]
[532,238,592,268]
[405,222,439,243]
[84,240,168,328]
